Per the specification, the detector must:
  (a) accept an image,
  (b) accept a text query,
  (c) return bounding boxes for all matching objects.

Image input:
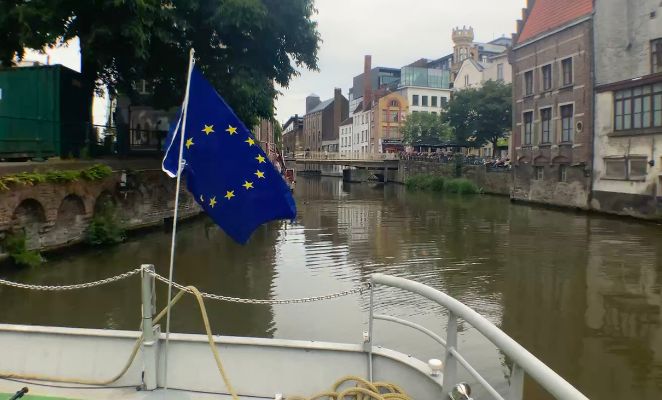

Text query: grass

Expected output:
[0,164,113,191]
[405,174,481,195]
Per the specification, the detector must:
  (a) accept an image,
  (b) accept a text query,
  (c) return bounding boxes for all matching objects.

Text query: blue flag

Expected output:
[162,66,296,244]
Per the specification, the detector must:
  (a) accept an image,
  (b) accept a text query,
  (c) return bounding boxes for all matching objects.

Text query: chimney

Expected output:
[333,88,343,144]
[363,55,372,109]
[306,94,321,114]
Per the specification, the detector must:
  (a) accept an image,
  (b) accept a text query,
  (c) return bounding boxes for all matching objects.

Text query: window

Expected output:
[524,71,533,95]
[535,166,544,180]
[422,96,428,107]
[391,111,399,122]
[542,64,552,91]
[559,165,568,182]
[464,75,470,86]
[562,58,573,86]
[629,157,648,180]
[431,96,438,107]
[615,84,662,131]
[561,104,574,142]
[390,100,399,107]
[652,39,662,73]
[440,97,448,107]
[412,95,419,106]
[540,108,552,143]
[523,111,533,145]
[604,157,648,180]
[497,64,504,81]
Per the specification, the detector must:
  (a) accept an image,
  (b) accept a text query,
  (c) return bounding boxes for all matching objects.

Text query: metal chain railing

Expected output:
[149,271,370,304]
[0,267,370,304]
[0,268,143,291]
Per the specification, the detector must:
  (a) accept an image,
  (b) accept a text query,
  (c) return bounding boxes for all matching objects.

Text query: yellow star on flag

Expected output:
[243,181,254,190]
[209,196,217,208]
[202,125,214,135]
[255,170,265,179]
[226,125,237,135]
[186,137,194,149]
[245,137,255,146]
[225,190,235,200]
[256,154,266,163]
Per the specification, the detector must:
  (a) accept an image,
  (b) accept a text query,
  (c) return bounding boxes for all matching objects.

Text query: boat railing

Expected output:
[368,273,588,400]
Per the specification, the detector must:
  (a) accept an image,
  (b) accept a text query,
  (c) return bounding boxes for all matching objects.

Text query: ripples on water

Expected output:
[1,176,661,399]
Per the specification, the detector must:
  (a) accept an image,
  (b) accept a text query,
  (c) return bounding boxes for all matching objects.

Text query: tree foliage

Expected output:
[446,80,512,150]
[401,112,453,146]
[2,0,321,126]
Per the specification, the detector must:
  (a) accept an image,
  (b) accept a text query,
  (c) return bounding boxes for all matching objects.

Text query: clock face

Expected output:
[460,48,467,54]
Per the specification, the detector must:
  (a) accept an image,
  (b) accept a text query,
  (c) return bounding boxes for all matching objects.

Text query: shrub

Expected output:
[2,231,43,267]
[405,175,445,191]
[405,175,481,195]
[0,164,114,191]
[445,178,481,194]
[85,199,126,245]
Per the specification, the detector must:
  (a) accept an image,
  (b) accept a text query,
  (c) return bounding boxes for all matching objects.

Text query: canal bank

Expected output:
[295,159,662,221]
[0,161,199,259]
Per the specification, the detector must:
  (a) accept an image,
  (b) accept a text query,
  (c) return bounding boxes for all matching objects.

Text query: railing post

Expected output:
[444,312,458,397]
[509,363,525,400]
[367,278,375,382]
[141,264,158,391]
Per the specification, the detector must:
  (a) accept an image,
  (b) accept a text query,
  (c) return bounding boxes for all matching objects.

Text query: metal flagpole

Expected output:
[163,47,195,392]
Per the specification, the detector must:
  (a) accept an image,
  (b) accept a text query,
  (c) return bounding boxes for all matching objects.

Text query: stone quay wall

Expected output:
[0,169,200,255]
[394,161,512,196]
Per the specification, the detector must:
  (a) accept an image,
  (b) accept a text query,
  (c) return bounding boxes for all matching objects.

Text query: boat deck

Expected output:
[0,383,254,400]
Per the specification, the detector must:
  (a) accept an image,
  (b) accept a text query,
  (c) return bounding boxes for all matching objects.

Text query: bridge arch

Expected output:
[11,198,47,249]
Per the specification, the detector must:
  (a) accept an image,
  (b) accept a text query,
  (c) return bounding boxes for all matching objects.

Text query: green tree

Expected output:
[446,80,512,151]
[2,0,320,127]
[401,112,453,147]
[272,119,283,151]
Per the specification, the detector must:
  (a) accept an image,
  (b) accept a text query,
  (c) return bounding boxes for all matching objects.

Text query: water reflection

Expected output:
[0,176,661,399]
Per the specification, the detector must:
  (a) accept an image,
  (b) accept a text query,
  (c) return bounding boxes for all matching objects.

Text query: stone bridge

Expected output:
[0,169,199,254]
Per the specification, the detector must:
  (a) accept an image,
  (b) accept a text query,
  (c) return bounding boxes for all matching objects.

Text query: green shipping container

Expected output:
[0,65,88,159]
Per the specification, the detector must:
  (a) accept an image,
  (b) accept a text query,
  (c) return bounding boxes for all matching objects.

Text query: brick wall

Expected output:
[0,169,199,255]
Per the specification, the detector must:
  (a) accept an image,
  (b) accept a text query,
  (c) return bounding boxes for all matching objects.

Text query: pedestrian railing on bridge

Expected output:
[294,151,399,161]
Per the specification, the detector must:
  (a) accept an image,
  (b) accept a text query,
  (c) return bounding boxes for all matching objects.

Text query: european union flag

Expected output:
[162,66,296,244]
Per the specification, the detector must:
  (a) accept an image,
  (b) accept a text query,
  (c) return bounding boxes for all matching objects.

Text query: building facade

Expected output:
[511,0,594,209]
[591,0,662,217]
[253,118,275,154]
[302,89,349,153]
[282,115,303,155]
[339,117,353,156]
[372,92,409,153]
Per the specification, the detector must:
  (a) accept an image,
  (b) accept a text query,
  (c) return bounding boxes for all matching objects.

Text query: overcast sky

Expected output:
[24,0,526,125]
[275,0,526,123]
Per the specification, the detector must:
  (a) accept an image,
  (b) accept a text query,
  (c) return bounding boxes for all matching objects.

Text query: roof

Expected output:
[475,42,508,55]
[340,117,353,126]
[518,0,593,44]
[353,102,364,114]
[307,98,333,114]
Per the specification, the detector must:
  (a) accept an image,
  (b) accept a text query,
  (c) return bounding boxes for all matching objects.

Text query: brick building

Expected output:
[302,89,348,153]
[591,0,662,218]
[511,0,594,209]
[282,115,303,155]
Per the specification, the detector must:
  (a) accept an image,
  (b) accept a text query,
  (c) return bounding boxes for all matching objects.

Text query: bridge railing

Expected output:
[295,151,399,161]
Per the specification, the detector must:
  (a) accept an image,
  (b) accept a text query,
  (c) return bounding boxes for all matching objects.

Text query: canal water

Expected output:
[1,176,661,399]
